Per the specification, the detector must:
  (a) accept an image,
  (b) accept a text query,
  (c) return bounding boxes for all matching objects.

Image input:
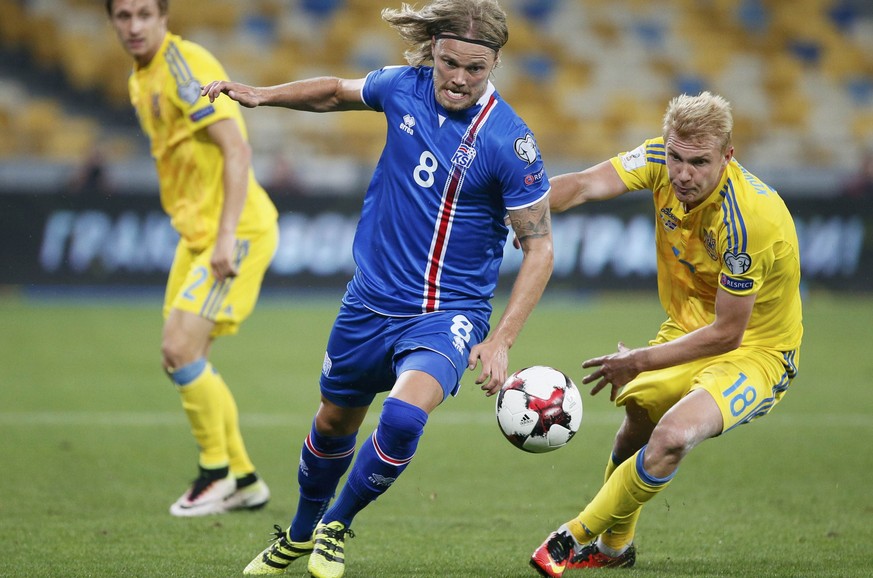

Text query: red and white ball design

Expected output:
[495,366,583,453]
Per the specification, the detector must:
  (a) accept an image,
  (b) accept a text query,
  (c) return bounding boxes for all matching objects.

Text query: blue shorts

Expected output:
[319,292,490,407]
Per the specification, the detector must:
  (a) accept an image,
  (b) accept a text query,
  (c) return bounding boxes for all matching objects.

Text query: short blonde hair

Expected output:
[662,91,733,152]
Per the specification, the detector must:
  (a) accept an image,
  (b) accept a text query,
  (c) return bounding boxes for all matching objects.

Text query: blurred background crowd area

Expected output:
[1,0,872,197]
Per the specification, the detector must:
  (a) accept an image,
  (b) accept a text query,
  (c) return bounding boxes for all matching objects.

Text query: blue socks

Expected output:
[324,397,428,527]
[289,423,356,542]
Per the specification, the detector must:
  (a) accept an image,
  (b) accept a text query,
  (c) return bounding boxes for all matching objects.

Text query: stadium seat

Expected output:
[42,116,99,162]
[0,0,28,49]
[1,0,872,174]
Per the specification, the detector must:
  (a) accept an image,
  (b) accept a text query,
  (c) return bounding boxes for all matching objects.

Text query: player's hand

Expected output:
[210,233,239,282]
[581,342,638,401]
[201,80,261,108]
[468,339,509,396]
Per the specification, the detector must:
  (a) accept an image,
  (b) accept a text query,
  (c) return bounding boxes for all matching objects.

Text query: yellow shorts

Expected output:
[615,320,800,433]
[163,224,278,338]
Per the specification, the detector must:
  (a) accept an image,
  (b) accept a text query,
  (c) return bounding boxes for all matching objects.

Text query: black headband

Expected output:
[434,33,501,52]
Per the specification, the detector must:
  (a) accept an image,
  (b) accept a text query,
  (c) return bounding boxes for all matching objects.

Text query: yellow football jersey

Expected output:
[128,33,277,250]
[610,137,803,351]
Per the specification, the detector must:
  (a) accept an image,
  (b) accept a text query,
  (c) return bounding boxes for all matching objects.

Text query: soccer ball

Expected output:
[495,366,583,453]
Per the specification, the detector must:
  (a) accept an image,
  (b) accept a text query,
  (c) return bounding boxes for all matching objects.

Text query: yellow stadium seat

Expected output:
[852,111,873,144]
[0,0,28,49]
[24,13,61,70]
[42,117,99,162]
[4,0,870,173]
[16,99,64,154]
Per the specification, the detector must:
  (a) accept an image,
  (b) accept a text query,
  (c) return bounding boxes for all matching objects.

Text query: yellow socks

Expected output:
[599,452,640,551]
[219,373,255,475]
[172,358,253,475]
[566,447,674,547]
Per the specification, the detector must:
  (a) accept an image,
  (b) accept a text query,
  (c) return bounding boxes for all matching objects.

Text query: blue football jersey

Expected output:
[350,65,549,316]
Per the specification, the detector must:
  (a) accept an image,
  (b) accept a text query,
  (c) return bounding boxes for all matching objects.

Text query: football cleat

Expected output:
[169,468,236,517]
[224,477,271,511]
[568,541,636,569]
[243,525,314,575]
[307,520,355,578]
[530,528,578,578]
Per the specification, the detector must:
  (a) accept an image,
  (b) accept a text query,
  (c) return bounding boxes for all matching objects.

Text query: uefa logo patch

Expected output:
[177,79,202,104]
[620,144,646,171]
[514,134,538,166]
[524,169,544,186]
[723,251,752,275]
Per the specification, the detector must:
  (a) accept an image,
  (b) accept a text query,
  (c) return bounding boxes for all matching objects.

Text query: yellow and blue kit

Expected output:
[128,32,277,251]
[610,137,802,430]
[610,137,802,352]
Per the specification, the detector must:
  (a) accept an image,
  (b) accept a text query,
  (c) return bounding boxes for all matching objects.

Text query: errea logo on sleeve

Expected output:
[400,113,416,135]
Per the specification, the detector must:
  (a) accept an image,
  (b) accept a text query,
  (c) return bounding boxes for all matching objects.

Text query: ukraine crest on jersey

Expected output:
[610,137,802,351]
[351,66,550,316]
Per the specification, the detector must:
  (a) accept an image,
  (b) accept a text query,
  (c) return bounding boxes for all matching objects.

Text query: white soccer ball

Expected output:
[495,366,583,453]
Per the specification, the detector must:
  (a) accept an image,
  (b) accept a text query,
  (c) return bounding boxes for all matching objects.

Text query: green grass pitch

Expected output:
[1,290,871,577]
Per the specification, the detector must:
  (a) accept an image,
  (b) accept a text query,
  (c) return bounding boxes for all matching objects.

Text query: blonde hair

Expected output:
[662,91,733,152]
[382,0,508,67]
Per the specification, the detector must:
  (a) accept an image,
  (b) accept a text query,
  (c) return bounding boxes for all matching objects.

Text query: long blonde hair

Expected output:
[382,0,508,66]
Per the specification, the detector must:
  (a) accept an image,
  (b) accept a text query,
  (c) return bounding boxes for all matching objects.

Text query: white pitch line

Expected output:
[0,411,606,427]
[0,411,870,428]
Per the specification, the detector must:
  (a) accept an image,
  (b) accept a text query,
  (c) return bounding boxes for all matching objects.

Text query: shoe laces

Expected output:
[571,542,630,566]
[269,524,287,543]
[547,531,575,563]
[570,542,598,563]
[319,523,355,545]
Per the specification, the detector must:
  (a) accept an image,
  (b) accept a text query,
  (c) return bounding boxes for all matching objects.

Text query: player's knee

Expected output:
[646,423,693,466]
[161,337,183,370]
[376,397,428,459]
[160,333,200,371]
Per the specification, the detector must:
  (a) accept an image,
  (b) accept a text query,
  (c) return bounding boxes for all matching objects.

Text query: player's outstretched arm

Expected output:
[511,160,629,250]
[201,80,262,108]
[201,77,369,112]
[549,159,629,213]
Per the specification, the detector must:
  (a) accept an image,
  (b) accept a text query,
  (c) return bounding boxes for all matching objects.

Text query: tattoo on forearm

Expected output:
[510,203,551,243]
